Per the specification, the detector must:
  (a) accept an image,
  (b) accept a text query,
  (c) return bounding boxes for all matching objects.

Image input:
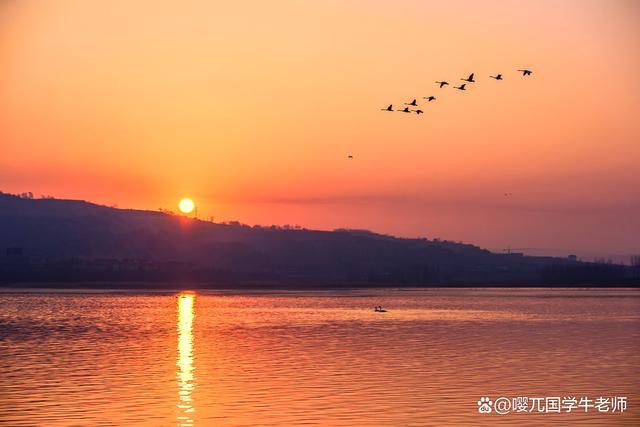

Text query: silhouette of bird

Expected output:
[490,74,503,80]
[453,83,467,91]
[423,96,436,102]
[461,73,475,83]
[518,69,532,76]
[399,107,411,113]
[348,155,354,159]
[435,81,449,88]
[414,109,424,115]
[381,104,394,112]
[405,99,418,106]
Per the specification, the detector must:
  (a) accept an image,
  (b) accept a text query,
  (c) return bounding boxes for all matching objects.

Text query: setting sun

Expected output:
[178,198,195,214]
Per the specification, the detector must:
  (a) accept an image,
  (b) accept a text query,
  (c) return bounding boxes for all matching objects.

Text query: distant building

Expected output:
[568,254,578,261]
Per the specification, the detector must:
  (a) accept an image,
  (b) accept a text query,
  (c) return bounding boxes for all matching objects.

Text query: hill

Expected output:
[0,192,635,286]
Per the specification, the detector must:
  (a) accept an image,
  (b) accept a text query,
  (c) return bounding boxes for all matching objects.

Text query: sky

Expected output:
[1,0,639,260]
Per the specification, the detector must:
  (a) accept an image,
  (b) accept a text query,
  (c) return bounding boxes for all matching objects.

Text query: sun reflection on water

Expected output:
[177,293,195,426]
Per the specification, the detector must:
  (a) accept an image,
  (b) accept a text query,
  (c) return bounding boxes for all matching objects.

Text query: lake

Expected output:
[1,288,638,426]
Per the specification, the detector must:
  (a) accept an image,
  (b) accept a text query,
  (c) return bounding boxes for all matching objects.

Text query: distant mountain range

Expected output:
[1,192,637,287]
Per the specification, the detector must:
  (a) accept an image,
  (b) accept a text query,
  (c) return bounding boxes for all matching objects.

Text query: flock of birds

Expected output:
[380,69,533,115]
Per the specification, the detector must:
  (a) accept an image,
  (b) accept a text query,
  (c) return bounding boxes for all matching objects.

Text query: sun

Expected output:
[178,198,195,214]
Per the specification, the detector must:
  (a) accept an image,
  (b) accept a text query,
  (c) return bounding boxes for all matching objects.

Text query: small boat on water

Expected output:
[374,306,387,313]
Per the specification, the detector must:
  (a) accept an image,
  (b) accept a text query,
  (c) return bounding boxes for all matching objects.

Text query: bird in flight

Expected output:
[380,65,532,115]
[461,73,475,83]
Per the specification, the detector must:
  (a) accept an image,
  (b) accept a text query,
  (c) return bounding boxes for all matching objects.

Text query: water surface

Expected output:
[1,288,638,426]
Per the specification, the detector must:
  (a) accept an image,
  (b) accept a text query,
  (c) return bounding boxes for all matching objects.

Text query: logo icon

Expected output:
[478,397,493,413]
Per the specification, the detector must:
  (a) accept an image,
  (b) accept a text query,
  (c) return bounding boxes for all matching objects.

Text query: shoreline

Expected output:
[1,281,639,291]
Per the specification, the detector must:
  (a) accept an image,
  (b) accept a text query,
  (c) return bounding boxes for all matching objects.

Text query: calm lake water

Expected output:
[1,288,638,426]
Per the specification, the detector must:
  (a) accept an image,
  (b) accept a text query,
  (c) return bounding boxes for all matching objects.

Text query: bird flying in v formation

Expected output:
[461,73,475,83]
[380,68,532,116]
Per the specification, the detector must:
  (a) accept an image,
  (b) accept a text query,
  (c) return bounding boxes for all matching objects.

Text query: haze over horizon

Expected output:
[1,0,639,261]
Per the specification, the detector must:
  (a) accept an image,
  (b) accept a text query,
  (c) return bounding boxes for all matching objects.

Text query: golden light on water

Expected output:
[177,293,195,426]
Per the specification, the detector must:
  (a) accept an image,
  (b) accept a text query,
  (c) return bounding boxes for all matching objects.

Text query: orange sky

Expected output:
[1,0,639,259]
